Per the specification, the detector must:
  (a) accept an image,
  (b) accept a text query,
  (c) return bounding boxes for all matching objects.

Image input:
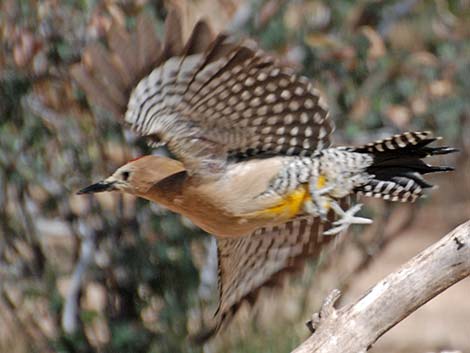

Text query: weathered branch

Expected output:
[292,220,470,353]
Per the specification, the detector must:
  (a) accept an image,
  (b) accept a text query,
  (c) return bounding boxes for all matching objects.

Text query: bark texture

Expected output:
[292,220,470,353]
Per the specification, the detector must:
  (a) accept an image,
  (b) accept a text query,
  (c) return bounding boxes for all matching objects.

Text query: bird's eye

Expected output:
[121,171,130,181]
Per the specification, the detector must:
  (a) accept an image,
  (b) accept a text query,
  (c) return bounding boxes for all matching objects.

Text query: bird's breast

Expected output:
[149,157,326,237]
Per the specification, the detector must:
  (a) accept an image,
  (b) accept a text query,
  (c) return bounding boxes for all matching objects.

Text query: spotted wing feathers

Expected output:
[71,11,172,118]
[193,198,350,343]
[71,9,333,173]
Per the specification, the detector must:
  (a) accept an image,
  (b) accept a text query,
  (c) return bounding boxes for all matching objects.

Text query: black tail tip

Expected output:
[426,146,459,156]
[428,165,455,172]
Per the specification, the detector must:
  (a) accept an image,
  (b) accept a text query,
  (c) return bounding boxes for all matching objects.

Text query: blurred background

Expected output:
[0,0,469,352]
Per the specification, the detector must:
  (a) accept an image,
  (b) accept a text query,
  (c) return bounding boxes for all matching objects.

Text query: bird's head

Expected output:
[77,155,185,196]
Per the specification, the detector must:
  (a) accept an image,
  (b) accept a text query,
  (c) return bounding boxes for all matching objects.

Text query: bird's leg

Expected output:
[307,175,335,221]
[323,201,373,236]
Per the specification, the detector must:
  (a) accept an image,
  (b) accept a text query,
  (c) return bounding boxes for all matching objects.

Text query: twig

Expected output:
[61,222,96,334]
[291,220,470,353]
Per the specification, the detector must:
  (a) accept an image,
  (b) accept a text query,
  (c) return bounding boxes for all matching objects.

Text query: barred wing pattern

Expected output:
[71,14,166,118]
[193,198,350,342]
[72,10,334,174]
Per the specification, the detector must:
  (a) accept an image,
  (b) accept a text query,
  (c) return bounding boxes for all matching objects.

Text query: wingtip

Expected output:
[188,325,217,345]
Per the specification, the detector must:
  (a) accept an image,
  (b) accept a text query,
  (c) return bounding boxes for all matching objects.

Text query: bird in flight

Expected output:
[72,9,455,340]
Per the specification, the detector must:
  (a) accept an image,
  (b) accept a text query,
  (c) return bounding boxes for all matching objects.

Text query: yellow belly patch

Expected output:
[245,175,330,220]
[248,184,311,220]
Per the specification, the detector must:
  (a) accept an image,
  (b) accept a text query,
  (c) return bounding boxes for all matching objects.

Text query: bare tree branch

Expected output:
[61,223,96,334]
[292,220,470,353]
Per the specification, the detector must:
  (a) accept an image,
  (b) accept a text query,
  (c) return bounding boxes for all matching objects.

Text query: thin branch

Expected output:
[61,223,96,334]
[292,220,470,353]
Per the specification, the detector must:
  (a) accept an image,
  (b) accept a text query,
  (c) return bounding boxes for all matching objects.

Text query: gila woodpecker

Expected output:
[72,9,456,340]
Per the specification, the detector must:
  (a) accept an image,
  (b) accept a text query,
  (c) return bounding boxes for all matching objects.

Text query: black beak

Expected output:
[77,180,116,195]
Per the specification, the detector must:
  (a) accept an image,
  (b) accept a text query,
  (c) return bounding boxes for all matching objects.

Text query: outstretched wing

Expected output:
[192,198,349,343]
[71,9,334,174]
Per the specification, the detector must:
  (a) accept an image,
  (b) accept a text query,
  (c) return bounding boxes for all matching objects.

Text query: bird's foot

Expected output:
[309,177,336,221]
[323,202,372,236]
[303,197,330,221]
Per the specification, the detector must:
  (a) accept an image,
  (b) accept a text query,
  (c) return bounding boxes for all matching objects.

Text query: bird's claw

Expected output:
[323,203,372,236]
[304,197,329,221]
[309,177,336,221]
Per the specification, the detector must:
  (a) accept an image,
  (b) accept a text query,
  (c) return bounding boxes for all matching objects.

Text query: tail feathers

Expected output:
[421,146,458,156]
[356,178,422,202]
[354,131,457,159]
[354,131,456,202]
[354,131,434,155]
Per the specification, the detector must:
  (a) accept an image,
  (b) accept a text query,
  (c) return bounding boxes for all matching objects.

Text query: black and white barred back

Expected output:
[267,131,455,203]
